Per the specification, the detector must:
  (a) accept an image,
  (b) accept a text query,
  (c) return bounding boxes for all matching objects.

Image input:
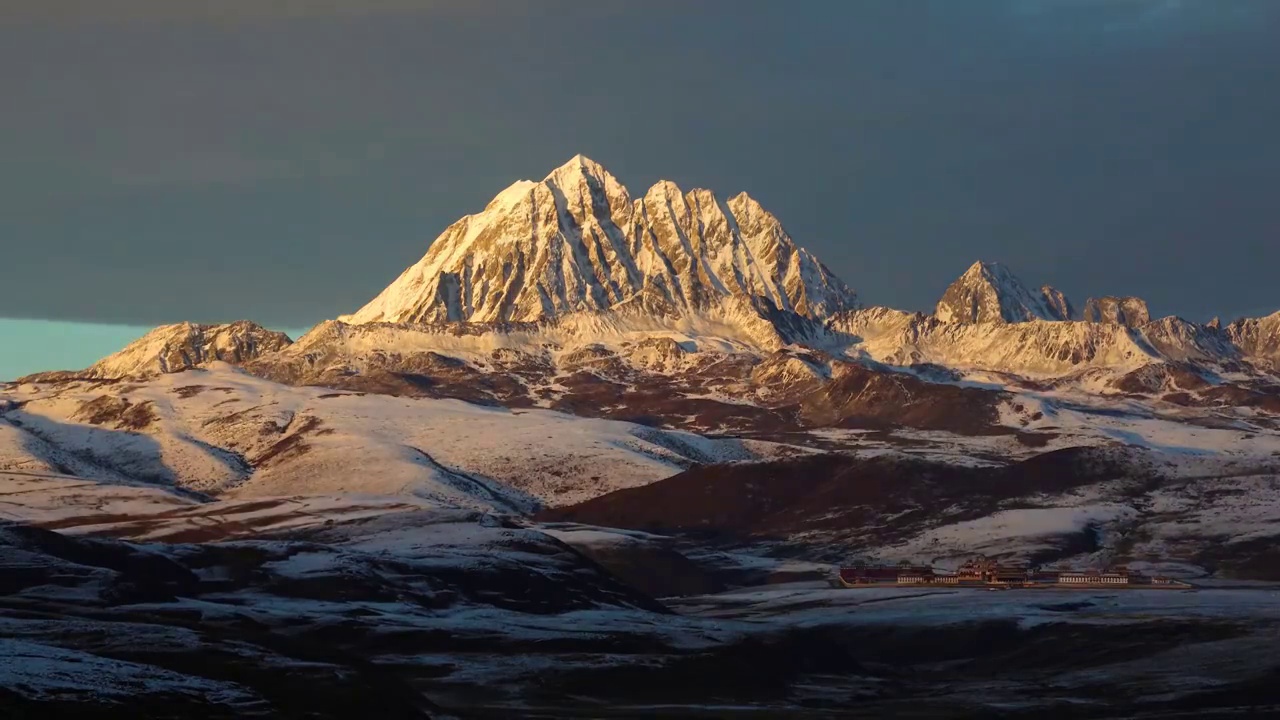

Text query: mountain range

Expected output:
[20,155,1273,433]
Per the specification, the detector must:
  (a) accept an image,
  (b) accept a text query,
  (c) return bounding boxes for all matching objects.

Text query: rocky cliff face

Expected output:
[1040,285,1076,322]
[1228,311,1280,361]
[1082,296,1152,327]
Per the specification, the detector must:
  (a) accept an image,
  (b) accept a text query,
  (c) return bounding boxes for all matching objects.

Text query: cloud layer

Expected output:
[1,1,456,24]
[1012,0,1274,35]
[2,1,1278,330]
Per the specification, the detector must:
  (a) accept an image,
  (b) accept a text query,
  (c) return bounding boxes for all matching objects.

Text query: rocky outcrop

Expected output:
[84,321,293,378]
[1082,296,1151,327]
[1041,285,1076,322]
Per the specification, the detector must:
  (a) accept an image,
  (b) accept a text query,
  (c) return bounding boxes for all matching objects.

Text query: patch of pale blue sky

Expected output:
[0,319,315,381]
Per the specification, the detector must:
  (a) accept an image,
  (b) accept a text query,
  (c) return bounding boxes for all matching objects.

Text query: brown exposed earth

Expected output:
[72,395,158,431]
[795,362,1005,434]
[538,447,1148,553]
[249,415,325,468]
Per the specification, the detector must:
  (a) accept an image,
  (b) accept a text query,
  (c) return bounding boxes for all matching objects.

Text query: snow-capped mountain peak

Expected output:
[543,153,617,188]
[339,155,858,333]
[935,261,1072,324]
[542,154,633,218]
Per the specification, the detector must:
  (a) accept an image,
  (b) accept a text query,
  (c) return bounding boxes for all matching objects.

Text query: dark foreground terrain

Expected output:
[541,446,1280,580]
[4,505,1280,719]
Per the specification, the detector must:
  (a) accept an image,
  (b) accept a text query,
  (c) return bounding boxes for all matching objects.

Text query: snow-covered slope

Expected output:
[339,155,857,345]
[1,364,765,509]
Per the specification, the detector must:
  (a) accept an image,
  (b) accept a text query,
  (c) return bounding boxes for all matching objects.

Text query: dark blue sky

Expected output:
[2,0,1278,328]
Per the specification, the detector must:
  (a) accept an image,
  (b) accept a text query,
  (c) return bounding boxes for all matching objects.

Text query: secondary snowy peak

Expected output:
[1082,296,1151,327]
[81,321,292,379]
[935,261,1072,324]
[1228,310,1280,360]
[340,155,858,328]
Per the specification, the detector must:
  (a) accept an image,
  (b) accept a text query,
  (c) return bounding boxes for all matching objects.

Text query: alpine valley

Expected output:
[5,157,1280,718]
